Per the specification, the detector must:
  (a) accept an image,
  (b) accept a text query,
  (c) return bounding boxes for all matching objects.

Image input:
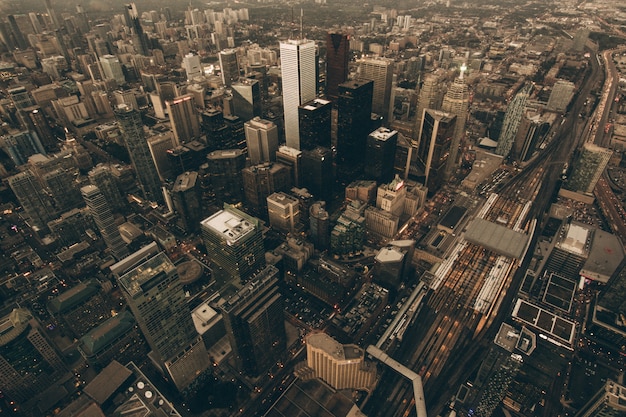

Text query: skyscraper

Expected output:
[413,73,443,144]
[114,246,210,391]
[166,94,201,145]
[280,39,317,150]
[89,164,127,212]
[309,201,330,250]
[171,171,202,233]
[205,149,246,205]
[8,170,55,231]
[231,78,262,121]
[298,98,332,150]
[81,185,129,260]
[496,84,532,157]
[245,117,278,164]
[441,65,470,177]
[302,146,334,202]
[326,32,350,101]
[219,265,286,376]
[44,168,83,213]
[115,104,163,203]
[242,162,292,212]
[415,109,456,191]
[336,79,374,177]
[99,55,126,85]
[0,130,46,166]
[575,380,626,417]
[547,80,575,113]
[182,52,203,82]
[359,58,394,121]
[124,3,150,55]
[201,204,265,284]
[365,127,398,184]
[276,145,302,188]
[267,192,301,233]
[219,49,240,87]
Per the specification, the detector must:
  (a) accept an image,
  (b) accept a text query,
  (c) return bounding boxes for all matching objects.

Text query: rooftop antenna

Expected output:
[300,8,303,39]
[460,63,467,80]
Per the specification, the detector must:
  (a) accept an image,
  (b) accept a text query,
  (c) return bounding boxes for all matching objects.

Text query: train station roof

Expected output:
[465,218,529,259]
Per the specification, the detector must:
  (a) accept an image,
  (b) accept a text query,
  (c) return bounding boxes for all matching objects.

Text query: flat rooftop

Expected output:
[369,127,398,141]
[512,299,575,348]
[581,228,624,283]
[307,333,364,361]
[191,302,220,335]
[201,209,256,245]
[465,218,529,259]
[118,252,174,297]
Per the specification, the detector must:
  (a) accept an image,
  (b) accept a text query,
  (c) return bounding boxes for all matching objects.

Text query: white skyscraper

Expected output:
[99,55,125,85]
[280,39,316,150]
[182,53,203,82]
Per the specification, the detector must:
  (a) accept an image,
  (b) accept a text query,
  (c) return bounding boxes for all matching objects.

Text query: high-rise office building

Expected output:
[276,145,302,188]
[267,192,300,233]
[166,94,201,145]
[219,265,286,376]
[115,104,163,203]
[0,130,46,166]
[231,78,262,122]
[302,146,334,202]
[326,32,350,101]
[171,171,202,233]
[81,184,129,260]
[114,247,210,391]
[359,58,394,120]
[547,80,575,113]
[298,98,332,150]
[99,54,126,85]
[309,201,330,250]
[365,127,398,184]
[7,15,28,49]
[565,143,613,194]
[245,117,278,164]
[219,49,240,87]
[206,149,246,204]
[8,86,34,110]
[513,112,549,162]
[182,52,203,82]
[124,3,150,55]
[8,170,56,231]
[18,106,56,151]
[44,168,83,213]
[201,204,265,284]
[89,164,126,212]
[280,39,317,150]
[242,162,292,212]
[336,79,374,177]
[413,73,443,144]
[305,332,376,391]
[496,84,532,157]
[0,308,67,404]
[441,65,470,177]
[147,131,175,181]
[415,109,456,191]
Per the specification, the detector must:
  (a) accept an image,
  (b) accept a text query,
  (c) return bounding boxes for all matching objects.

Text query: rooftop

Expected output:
[201,209,257,245]
[465,218,529,259]
[370,127,398,141]
[118,252,174,297]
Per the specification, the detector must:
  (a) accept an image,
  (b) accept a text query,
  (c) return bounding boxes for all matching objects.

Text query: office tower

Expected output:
[245,117,278,164]
[309,201,330,250]
[331,200,366,255]
[124,3,150,55]
[89,164,126,212]
[201,204,265,284]
[100,55,126,85]
[115,104,163,203]
[44,0,60,29]
[280,39,317,150]
[565,143,613,194]
[513,112,549,162]
[166,94,201,145]
[242,162,292,212]
[206,149,246,204]
[305,333,376,391]
[113,89,138,110]
[219,49,240,87]
[219,265,286,376]
[224,114,246,149]
[416,109,456,191]
[8,86,33,110]
[547,80,576,113]
[18,106,56,151]
[336,79,374,177]
[171,171,202,233]
[298,98,332,150]
[441,65,470,177]
[413,73,443,144]
[201,108,229,149]
[267,192,300,233]
[231,78,262,121]
[182,52,202,82]
[81,185,128,260]
[0,308,66,404]
[276,145,302,187]
[365,127,398,184]
[147,131,175,181]
[301,146,333,202]
[8,170,55,231]
[7,15,28,49]
[496,84,532,157]
[359,58,394,120]
[0,130,46,166]
[115,248,210,391]
[575,380,626,417]
[326,32,350,100]
[0,21,16,50]
[44,168,83,213]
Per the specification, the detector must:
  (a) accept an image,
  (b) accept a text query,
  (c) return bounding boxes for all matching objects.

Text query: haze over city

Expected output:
[0,0,625,417]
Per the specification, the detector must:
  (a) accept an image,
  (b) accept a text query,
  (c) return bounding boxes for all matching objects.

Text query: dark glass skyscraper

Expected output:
[365,127,398,184]
[326,32,350,101]
[115,104,163,203]
[336,79,373,178]
[416,109,456,192]
[298,98,332,150]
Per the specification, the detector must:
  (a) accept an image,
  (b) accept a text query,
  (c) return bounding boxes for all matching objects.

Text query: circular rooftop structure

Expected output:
[177,261,203,285]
